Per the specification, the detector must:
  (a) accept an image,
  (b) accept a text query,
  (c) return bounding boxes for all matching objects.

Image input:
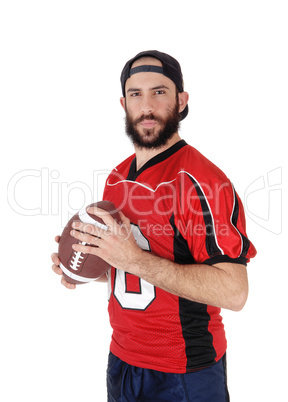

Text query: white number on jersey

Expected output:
[109,223,156,310]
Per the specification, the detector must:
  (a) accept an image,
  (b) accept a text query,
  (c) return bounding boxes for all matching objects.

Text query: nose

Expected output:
[140,94,155,115]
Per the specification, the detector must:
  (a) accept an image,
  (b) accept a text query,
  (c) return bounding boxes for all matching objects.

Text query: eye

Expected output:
[130,92,141,97]
[155,90,165,95]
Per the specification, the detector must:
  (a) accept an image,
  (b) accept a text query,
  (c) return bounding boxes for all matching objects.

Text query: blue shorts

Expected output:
[107,352,230,402]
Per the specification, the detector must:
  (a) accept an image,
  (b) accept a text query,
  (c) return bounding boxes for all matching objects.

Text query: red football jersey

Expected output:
[103,140,256,373]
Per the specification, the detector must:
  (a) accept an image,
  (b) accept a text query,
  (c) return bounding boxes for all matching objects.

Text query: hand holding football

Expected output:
[58,201,121,285]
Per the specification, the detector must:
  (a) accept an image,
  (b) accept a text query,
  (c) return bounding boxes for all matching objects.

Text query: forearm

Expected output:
[70,212,248,310]
[125,250,248,311]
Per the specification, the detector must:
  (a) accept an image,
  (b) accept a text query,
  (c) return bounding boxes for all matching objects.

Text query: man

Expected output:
[52,50,256,401]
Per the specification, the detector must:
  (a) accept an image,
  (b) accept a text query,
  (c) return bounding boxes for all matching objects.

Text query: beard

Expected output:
[124,100,181,149]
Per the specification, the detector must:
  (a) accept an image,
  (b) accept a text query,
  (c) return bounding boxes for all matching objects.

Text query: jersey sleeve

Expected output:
[174,172,257,266]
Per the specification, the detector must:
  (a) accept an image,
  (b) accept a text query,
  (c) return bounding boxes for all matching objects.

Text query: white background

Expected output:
[1,1,287,401]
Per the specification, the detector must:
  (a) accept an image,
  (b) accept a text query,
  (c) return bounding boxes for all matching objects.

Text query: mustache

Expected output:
[133,114,164,125]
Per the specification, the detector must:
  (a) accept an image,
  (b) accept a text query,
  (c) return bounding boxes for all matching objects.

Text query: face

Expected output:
[121,58,185,149]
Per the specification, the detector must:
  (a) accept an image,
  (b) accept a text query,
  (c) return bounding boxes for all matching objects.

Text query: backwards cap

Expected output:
[120,50,188,120]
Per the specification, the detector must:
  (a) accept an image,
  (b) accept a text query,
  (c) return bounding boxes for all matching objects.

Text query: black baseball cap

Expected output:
[120,50,188,121]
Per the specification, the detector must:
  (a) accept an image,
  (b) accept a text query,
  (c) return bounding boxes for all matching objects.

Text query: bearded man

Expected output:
[52,50,256,401]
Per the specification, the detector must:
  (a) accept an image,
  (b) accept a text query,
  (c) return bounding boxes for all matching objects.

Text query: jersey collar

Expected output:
[126,140,187,181]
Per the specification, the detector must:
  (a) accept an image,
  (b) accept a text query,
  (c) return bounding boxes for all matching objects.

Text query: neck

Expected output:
[134,133,182,171]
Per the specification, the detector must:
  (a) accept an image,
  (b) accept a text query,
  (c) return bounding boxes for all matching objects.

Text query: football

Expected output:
[58,200,121,285]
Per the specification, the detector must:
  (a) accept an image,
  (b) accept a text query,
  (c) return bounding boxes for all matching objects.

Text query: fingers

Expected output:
[72,221,102,236]
[52,262,76,290]
[52,258,76,290]
[51,236,62,274]
[51,252,60,266]
[51,252,63,277]
[52,235,76,290]
[61,275,76,290]
[52,263,62,275]
[73,207,126,236]
[71,209,132,245]
[71,228,101,248]
[71,221,109,245]
[87,207,120,230]
[51,236,61,268]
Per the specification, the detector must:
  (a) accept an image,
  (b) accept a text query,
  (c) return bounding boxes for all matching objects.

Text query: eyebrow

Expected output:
[127,85,170,93]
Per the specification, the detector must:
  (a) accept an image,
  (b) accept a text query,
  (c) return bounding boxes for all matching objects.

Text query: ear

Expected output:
[178,91,189,113]
[120,97,126,111]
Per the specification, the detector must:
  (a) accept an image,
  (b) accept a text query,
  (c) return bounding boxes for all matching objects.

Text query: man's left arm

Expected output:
[71,208,248,312]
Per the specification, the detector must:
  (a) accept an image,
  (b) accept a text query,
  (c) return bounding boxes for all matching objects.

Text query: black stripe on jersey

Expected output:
[126,140,187,181]
[231,186,250,258]
[204,254,248,266]
[169,213,196,265]
[178,298,217,371]
[203,185,249,266]
[170,214,217,371]
[186,174,223,258]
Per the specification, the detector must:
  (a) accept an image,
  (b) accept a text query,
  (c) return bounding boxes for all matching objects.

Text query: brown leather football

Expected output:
[58,201,121,284]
